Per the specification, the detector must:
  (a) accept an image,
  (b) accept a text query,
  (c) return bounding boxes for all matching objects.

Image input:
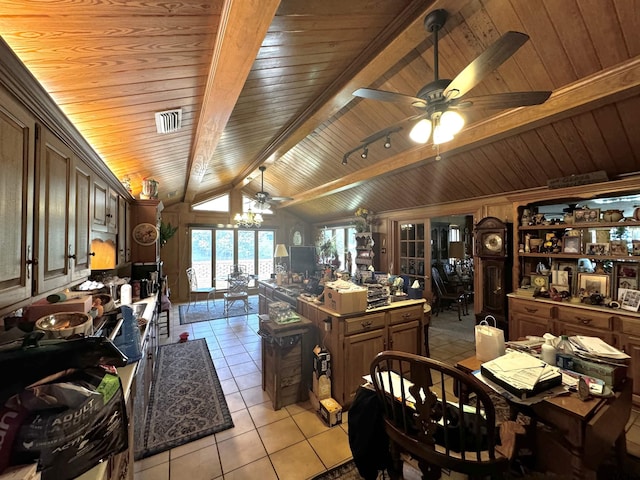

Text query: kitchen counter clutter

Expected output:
[0,295,158,480]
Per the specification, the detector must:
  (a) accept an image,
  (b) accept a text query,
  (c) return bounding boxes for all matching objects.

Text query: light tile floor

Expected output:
[135,300,640,479]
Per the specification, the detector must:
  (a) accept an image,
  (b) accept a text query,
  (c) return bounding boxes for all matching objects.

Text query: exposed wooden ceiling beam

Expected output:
[184,0,281,203]
[281,56,640,206]
[231,0,475,190]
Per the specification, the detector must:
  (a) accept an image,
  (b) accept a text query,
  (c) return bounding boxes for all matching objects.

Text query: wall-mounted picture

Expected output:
[562,236,581,254]
[585,242,610,256]
[609,240,628,256]
[578,273,610,296]
[621,289,640,312]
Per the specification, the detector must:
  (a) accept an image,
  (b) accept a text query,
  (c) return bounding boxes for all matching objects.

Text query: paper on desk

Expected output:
[483,351,559,390]
[473,371,567,406]
[363,372,416,403]
[570,336,630,360]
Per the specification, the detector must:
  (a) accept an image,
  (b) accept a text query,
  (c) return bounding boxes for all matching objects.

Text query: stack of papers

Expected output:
[569,336,630,363]
[481,351,562,399]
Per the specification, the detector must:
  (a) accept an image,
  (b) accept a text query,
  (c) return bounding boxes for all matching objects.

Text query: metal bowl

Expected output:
[35,312,93,339]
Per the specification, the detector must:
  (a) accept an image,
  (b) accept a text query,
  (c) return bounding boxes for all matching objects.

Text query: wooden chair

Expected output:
[186,267,215,312]
[370,351,509,480]
[431,267,466,321]
[223,271,249,317]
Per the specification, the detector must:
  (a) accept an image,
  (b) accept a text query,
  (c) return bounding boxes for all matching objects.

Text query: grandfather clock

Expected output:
[474,217,512,336]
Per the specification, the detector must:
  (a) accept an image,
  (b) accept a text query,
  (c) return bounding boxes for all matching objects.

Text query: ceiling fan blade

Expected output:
[444,31,530,99]
[451,91,552,110]
[353,88,427,108]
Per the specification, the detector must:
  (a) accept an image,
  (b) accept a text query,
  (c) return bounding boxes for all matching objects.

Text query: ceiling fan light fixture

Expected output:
[433,124,454,145]
[440,110,464,135]
[409,118,432,143]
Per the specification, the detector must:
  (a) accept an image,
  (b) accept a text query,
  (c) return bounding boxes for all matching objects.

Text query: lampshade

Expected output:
[409,111,465,145]
[274,244,289,258]
[409,118,432,143]
[449,241,465,259]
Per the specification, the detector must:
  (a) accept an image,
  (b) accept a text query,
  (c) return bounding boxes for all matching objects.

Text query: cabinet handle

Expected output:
[383,339,387,349]
[525,307,538,313]
[577,317,592,325]
[361,320,372,329]
[402,313,410,318]
[89,252,95,256]
[389,338,393,348]
[68,254,77,259]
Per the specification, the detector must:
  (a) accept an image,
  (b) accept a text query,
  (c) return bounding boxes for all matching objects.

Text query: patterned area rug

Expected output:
[178,296,259,324]
[311,460,361,480]
[134,339,233,460]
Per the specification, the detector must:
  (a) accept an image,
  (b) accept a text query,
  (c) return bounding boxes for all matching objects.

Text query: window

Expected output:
[190,227,275,289]
[192,193,229,212]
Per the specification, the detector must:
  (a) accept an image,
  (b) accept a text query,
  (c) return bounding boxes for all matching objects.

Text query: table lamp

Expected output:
[274,244,289,285]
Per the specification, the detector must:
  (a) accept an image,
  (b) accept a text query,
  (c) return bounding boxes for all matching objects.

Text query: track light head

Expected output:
[361,146,368,159]
[342,154,348,165]
[384,136,391,148]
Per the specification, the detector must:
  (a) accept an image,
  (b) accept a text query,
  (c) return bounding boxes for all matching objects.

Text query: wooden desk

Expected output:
[457,356,632,479]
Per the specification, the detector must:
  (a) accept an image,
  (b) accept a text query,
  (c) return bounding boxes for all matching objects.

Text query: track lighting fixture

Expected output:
[341,126,401,165]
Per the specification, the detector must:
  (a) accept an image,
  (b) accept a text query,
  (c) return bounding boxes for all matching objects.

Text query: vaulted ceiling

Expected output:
[1,0,639,223]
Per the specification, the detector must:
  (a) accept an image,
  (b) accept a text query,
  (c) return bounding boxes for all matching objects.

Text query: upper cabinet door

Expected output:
[72,157,92,279]
[35,126,73,294]
[0,87,35,308]
[92,177,109,232]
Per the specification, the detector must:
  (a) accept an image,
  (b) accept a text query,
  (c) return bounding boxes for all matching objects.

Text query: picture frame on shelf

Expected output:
[621,289,640,312]
[562,236,581,254]
[578,273,610,296]
[618,287,632,303]
[619,277,638,290]
[585,242,610,256]
[609,240,628,256]
[552,270,570,286]
[633,240,640,256]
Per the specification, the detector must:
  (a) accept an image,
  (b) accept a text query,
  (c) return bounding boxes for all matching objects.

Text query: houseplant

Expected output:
[159,221,178,248]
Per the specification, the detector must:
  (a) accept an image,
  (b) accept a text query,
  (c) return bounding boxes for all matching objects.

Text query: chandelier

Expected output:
[234,209,263,228]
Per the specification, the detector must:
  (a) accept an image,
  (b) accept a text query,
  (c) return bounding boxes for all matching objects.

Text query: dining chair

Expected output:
[186,267,215,312]
[369,351,509,480]
[431,267,466,321]
[223,271,249,318]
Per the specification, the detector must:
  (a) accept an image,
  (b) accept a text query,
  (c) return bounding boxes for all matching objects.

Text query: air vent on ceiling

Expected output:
[155,108,182,134]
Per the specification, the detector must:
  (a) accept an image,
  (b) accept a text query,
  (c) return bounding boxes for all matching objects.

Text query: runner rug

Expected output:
[178,295,259,324]
[134,338,233,460]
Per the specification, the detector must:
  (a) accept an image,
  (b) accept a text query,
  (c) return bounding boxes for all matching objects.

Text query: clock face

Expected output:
[483,233,503,253]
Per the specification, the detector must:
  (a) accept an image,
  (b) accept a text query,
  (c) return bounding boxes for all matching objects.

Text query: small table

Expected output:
[456,355,632,479]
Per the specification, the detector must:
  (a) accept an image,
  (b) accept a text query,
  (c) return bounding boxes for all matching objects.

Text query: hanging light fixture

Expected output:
[234,209,263,228]
[360,145,369,159]
[384,135,392,148]
[409,110,464,145]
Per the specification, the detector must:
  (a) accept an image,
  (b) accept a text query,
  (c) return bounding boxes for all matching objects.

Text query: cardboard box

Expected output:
[319,397,342,427]
[313,347,331,378]
[312,374,331,400]
[25,295,93,321]
[323,285,367,314]
[570,355,627,388]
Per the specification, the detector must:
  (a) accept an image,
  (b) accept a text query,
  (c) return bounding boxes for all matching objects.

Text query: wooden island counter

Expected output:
[297,294,429,409]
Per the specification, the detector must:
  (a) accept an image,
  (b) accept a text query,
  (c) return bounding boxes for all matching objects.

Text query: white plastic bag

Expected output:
[475,315,505,362]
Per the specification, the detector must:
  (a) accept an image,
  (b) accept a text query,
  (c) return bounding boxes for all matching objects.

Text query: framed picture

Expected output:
[618,287,632,302]
[578,273,610,296]
[552,270,569,286]
[584,208,601,222]
[585,242,610,256]
[621,289,640,312]
[609,240,628,256]
[633,240,640,256]
[619,277,638,290]
[562,236,581,254]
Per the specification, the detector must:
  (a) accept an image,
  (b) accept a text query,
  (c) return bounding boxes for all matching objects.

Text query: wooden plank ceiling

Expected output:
[1,0,639,223]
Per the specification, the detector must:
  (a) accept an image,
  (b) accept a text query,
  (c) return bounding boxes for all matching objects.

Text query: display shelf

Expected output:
[354,232,375,277]
[514,199,640,302]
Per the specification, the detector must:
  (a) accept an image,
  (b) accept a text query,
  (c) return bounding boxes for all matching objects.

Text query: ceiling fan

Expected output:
[252,166,293,211]
[353,9,551,145]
